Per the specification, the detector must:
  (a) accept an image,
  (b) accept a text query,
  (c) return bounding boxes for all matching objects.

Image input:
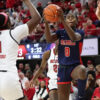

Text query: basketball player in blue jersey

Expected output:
[44,8,87,100]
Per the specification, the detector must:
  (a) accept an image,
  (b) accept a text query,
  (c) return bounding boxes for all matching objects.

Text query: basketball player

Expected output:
[44,8,87,100]
[31,41,59,100]
[0,0,41,100]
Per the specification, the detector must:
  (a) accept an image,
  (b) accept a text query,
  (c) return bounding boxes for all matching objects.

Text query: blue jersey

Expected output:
[56,29,84,65]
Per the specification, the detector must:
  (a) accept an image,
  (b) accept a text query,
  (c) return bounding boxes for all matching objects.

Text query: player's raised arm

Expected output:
[96,0,100,20]
[58,9,82,41]
[23,0,41,33]
[32,50,50,82]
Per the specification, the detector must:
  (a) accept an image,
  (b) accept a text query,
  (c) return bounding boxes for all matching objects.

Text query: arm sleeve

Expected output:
[11,24,29,43]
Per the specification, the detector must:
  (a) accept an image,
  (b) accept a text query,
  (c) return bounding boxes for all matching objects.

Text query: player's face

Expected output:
[65,14,77,27]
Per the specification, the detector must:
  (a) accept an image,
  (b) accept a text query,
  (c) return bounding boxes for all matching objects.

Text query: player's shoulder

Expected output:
[12,24,28,32]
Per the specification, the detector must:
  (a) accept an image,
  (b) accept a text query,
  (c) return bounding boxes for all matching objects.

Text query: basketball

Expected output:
[43,4,60,22]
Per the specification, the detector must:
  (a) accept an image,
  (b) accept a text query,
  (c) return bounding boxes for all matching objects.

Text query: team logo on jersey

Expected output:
[50,59,58,63]
[61,40,76,46]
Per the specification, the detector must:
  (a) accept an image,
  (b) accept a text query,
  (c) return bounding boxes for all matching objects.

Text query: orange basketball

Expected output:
[43,4,60,22]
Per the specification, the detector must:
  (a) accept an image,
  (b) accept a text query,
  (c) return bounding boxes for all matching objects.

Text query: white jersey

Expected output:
[47,48,59,79]
[0,24,29,73]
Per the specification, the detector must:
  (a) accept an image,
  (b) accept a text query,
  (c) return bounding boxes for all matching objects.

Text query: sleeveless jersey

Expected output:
[56,29,84,65]
[0,24,29,73]
[47,48,59,79]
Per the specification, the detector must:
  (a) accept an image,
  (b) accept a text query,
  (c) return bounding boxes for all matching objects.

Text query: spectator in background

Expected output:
[33,80,48,100]
[86,60,95,72]
[69,3,79,17]
[25,70,33,81]
[24,63,31,74]
[96,64,100,80]
[0,0,6,10]
[82,22,87,30]
[70,80,78,100]
[18,63,25,73]
[85,18,97,37]
[84,70,96,100]
[38,73,46,82]
[91,79,100,100]
[11,12,20,27]
[18,71,28,89]
[37,2,43,17]
[24,80,35,100]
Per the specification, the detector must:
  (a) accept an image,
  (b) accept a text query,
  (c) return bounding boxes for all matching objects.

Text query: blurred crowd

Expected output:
[0,0,100,44]
[16,59,100,100]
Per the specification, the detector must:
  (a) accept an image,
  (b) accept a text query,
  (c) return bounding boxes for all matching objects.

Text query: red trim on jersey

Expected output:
[57,82,71,84]
[79,42,83,64]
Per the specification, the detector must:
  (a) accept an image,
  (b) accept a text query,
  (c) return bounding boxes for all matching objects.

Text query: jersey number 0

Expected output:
[65,47,70,57]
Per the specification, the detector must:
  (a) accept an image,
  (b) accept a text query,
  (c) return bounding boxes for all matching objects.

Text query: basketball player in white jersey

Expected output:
[31,40,59,100]
[0,0,41,100]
